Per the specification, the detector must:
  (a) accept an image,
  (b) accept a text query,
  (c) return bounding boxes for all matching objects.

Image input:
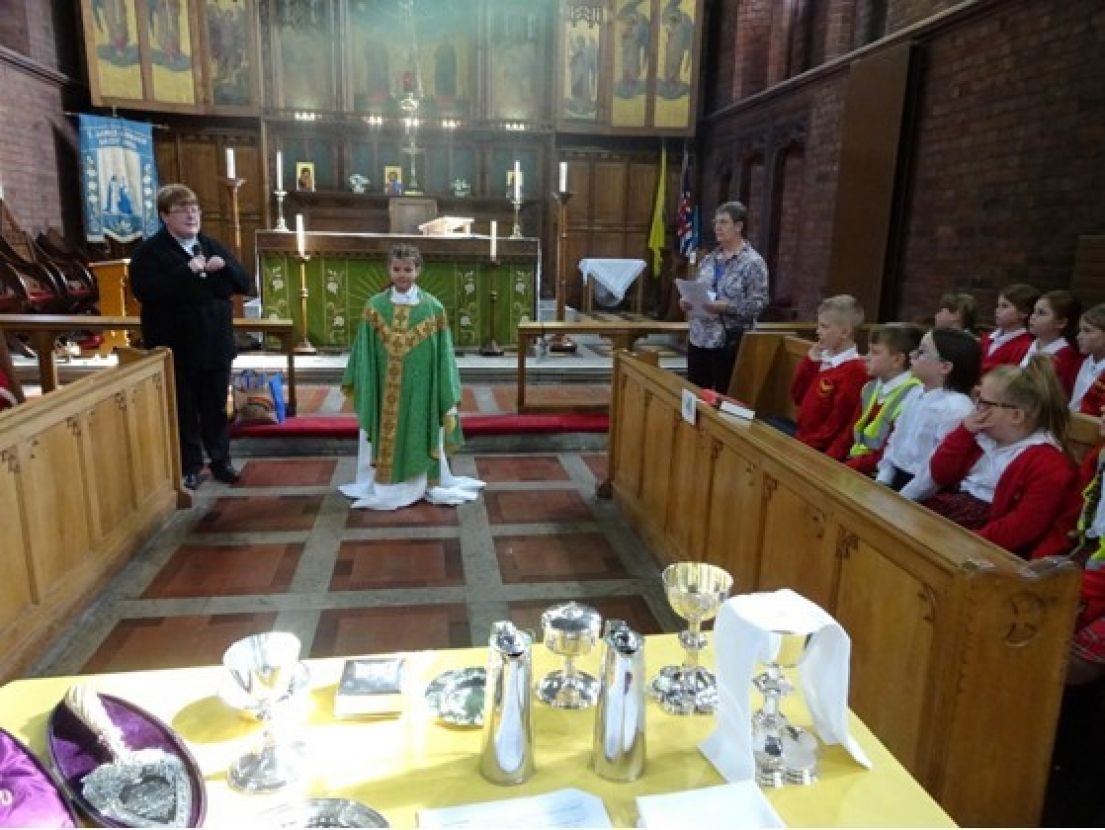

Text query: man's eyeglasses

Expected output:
[972,395,1019,412]
[168,205,201,216]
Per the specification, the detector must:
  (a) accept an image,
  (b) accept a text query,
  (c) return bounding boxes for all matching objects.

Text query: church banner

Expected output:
[79,114,160,243]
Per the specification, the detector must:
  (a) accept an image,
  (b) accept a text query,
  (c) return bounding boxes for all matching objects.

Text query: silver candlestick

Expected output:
[510,193,523,239]
[273,189,289,232]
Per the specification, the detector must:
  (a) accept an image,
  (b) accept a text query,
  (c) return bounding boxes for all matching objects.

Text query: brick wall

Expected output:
[887,0,961,34]
[702,0,1105,322]
[0,0,82,239]
[897,0,1105,320]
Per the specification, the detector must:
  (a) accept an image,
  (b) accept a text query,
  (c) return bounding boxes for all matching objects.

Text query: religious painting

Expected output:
[348,0,401,113]
[561,1,605,121]
[487,2,545,122]
[273,0,335,110]
[83,0,143,101]
[148,0,197,104]
[654,0,696,128]
[296,162,316,192]
[384,165,403,195]
[205,0,255,108]
[611,0,649,127]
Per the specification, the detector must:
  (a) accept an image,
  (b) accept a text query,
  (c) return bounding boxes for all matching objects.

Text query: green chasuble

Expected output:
[343,291,464,484]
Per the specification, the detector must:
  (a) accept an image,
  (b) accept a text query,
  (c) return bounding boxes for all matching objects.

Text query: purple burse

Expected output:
[47,686,206,827]
[0,728,78,827]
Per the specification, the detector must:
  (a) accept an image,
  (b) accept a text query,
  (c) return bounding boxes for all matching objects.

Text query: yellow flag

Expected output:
[647,143,667,277]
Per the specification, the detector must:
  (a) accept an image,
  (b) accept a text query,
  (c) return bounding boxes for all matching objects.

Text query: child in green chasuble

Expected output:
[339,243,485,510]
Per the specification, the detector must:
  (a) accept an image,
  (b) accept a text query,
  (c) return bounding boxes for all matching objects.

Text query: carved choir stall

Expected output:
[256,230,537,350]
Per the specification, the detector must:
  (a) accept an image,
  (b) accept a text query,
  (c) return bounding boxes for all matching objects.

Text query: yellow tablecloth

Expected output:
[0,635,953,827]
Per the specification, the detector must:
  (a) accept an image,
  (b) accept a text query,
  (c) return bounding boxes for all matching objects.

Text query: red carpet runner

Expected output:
[230,413,609,439]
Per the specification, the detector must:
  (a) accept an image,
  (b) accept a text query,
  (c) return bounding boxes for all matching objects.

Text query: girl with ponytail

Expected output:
[922,354,1077,558]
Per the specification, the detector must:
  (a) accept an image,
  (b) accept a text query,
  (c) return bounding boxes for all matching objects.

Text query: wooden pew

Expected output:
[607,351,1080,827]
[0,313,300,417]
[0,349,182,682]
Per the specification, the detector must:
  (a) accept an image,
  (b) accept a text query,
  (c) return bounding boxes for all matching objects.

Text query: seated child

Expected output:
[979,283,1038,375]
[1055,411,1105,686]
[934,292,978,333]
[1071,303,1105,414]
[877,327,980,500]
[790,295,868,453]
[923,355,1076,559]
[1022,289,1081,397]
[828,323,924,471]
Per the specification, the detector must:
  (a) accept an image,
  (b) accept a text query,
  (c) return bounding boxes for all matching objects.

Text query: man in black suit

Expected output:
[131,184,250,489]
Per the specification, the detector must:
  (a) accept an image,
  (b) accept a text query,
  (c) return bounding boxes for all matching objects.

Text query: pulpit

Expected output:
[256,231,538,350]
[89,258,136,355]
[579,258,647,314]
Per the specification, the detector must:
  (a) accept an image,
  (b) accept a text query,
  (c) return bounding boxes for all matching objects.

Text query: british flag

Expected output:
[676,147,697,258]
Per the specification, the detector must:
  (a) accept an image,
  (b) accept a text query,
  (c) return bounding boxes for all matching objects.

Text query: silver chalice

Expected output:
[536,602,603,709]
[650,562,733,715]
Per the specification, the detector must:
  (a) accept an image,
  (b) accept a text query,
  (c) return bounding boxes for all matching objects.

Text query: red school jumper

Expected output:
[928,424,1077,558]
[1047,342,1081,398]
[979,330,1033,375]
[790,354,868,453]
[1077,359,1105,415]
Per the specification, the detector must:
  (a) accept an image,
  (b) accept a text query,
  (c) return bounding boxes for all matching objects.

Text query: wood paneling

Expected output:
[0,350,181,681]
[608,352,1080,827]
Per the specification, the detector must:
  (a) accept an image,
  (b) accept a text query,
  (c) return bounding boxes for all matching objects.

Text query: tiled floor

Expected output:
[31,449,680,678]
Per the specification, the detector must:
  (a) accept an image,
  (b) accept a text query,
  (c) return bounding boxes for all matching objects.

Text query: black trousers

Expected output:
[174,362,232,474]
[687,333,742,393]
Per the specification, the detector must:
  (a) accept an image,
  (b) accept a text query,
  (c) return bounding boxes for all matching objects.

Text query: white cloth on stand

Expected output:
[339,426,485,510]
[578,258,647,305]
[699,589,871,783]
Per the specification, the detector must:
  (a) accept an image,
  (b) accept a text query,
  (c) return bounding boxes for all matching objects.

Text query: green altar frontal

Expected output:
[256,231,539,351]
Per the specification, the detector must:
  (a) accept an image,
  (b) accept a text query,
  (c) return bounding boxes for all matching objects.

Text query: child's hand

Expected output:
[961,408,991,434]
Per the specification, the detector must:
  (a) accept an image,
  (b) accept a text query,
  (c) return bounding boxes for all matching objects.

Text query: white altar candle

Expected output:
[226,147,236,180]
[490,220,498,260]
[275,151,283,191]
[513,160,521,201]
[558,161,568,193]
[296,214,306,257]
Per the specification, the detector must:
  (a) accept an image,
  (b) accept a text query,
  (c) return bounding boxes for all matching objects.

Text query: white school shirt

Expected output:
[1071,354,1105,412]
[986,327,1027,356]
[819,345,859,371]
[389,285,421,305]
[877,387,973,501]
[1018,337,1067,367]
[960,430,1059,503]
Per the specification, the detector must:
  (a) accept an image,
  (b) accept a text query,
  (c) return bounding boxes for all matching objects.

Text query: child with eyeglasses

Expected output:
[979,283,1038,375]
[876,327,980,499]
[1021,289,1081,397]
[827,323,924,472]
[1070,303,1105,414]
[921,354,1076,558]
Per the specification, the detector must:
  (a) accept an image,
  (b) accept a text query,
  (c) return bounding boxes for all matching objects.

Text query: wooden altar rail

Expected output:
[0,314,299,416]
[0,350,182,682]
[607,351,1080,827]
[729,330,1103,460]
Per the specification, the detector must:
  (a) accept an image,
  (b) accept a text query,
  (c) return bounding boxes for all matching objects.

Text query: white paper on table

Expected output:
[675,279,716,318]
[636,782,785,829]
[417,788,612,829]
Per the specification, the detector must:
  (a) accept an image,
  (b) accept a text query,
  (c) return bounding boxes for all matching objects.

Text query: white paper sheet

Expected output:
[636,782,785,829]
[417,788,612,829]
[675,278,716,318]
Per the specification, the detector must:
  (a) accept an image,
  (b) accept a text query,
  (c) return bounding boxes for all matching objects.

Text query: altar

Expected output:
[256,231,539,351]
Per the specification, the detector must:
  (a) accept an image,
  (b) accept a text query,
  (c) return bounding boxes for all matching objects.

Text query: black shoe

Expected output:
[210,462,241,484]
[183,472,202,490]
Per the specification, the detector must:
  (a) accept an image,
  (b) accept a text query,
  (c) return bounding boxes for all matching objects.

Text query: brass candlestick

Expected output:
[549,189,576,353]
[480,286,505,356]
[273,189,289,231]
[222,176,252,349]
[294,252,316,355]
